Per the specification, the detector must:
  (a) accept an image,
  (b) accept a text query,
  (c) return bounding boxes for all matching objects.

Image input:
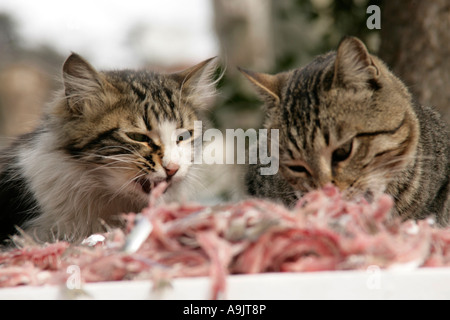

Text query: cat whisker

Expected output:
[73,151,145,167]
[108,171,149,203]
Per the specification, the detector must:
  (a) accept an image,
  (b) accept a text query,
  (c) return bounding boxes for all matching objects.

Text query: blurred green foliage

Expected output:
[214,0,381,129]
[273,0,380,71]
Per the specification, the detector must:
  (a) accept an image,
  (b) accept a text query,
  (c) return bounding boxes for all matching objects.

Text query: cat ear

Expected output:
[62,53,104,114]
[333,36,380,90]
[171,57,219,109]
[238,68,287,103]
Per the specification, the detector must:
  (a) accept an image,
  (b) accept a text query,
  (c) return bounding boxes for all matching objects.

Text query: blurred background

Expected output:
[0,0,448,200]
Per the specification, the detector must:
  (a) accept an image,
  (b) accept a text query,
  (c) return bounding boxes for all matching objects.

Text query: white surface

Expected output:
[1,268,450,300]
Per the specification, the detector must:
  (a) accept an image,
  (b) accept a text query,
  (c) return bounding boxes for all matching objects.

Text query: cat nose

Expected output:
[164,162,180,177]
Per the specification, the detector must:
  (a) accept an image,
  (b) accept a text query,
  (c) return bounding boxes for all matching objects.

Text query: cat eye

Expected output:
[332,139,353,163]
[176,129,194,144]
[177,135,185,143]
[126,132,151,143]
[287,165,309,174]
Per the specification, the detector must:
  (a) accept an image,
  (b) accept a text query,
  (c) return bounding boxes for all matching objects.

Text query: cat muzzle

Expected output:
[134,162,179,194]
[136,176,170,194]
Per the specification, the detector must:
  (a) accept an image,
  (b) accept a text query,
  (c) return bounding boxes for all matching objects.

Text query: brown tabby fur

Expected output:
[242,36,450,226]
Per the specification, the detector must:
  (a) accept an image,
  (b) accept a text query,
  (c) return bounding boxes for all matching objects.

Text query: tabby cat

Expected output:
[242,36,450,225]
[0,53,217,243]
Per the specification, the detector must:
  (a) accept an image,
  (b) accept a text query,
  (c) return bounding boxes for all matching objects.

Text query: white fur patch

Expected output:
[18,132,143,242]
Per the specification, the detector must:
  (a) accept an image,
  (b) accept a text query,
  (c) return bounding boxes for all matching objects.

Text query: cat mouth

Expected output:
[363,190,375,203]
[135,177,170,194]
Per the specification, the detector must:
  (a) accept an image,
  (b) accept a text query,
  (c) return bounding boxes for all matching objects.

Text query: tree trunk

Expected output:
[213,0,274,73]
[379,0,450,124]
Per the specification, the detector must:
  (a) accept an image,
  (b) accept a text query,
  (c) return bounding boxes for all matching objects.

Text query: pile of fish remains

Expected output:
[1,183,450,299]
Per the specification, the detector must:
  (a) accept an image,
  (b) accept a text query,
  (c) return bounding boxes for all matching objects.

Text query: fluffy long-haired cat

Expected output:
[0,53,218,243]
[241,36,450,226]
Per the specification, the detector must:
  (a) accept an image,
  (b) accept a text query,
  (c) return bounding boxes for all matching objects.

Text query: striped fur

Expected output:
[0,54,218,243]
[242,36,450,225]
